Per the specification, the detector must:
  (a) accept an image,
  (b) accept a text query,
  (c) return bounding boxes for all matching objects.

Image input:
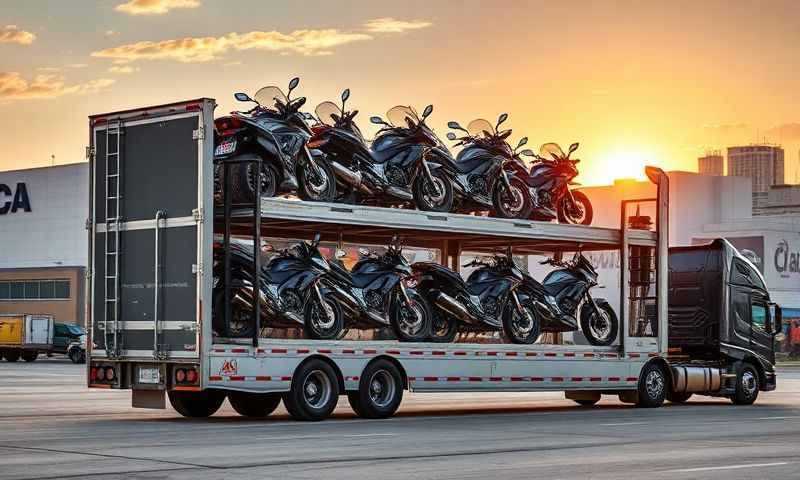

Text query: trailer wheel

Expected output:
[168,390,226,418]
[228,392,282,418]
[730,362,760,405]
[283,359,340,421]
[636,362,667,408]
[4,350,20,363]
[21,351,38,362]
[666,391,693,404]
[348,359,404,419]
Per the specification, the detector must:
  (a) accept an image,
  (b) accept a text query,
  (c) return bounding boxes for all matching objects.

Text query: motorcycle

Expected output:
[321,236,432,342]
[211,235,344,340]
[412,248,540,344]
[213,77,334,204]
[434,114,533,219]
[505,142,593,225]
[526,252,618,346]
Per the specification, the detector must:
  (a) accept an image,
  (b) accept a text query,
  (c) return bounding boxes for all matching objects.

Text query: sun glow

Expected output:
[587,145,663,186]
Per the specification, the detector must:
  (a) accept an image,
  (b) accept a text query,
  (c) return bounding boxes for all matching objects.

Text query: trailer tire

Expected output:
[666,391,693,404]
[168,390,226,418]
[4,350,20,362]
[636,362,667,408]
[283,359,340,421]
[348,359,404,419]
[228,392,282,418]
[730,362,760,405]
[21,351,38,362]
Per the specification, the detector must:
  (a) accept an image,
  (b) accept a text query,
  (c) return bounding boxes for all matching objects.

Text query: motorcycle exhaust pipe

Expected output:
[434,291,478,324]
[386,186,414,201]
[330,161,373,194]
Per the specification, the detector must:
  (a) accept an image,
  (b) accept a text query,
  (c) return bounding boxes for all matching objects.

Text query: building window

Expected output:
[0,279,70,300]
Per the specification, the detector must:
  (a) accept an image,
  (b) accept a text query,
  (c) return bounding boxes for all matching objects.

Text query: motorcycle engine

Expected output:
[481,296,499,316]
[468,176,488,196]
[386,167,407,187]
[281,290,302,313]
[365,290,385,313]
[560,297,578,316]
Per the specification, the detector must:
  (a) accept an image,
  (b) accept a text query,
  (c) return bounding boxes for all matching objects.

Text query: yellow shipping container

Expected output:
[0,315,24,345]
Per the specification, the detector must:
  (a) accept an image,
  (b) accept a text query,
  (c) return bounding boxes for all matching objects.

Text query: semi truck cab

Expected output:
[668,239,780,402]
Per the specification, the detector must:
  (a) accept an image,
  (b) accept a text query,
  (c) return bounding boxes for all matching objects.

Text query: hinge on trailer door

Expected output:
[192,208,203,223]
[192,127,205,140]
[192,263,203,275]
[85,218,92,230]
[85,145,95,160]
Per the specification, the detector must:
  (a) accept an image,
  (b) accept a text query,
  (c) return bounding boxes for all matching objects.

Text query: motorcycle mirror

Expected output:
[370,116,387,126]
[422,104,433,119]
[446,132,458,141]
[341,88,350,103]
[496,113,509,129]
[519,149,535,156]
[358,247,370,257]
[447,121,466,132]
[234,92,253,103]
[516,137,528,150]
[335,249,347,259]
[568,142,579,155]
[288,76,300,92]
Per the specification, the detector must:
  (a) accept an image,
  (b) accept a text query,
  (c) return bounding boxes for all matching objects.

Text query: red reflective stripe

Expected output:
[317,349,332,354]
[386,350,401,355]
[551,377,564,382]
[583,353,595,358]
[629,353,641,358]
[504,352,518,357]
[571,377,583,381]
[564,352,576,357]
[423,376,438,381]
[489,377,502,382]
[271,348,287,354]
[446,376,461,382]
[209,376,223,381]
[256,348,266,354]
[486,352,498,356]
[604,353,618,358]
[526,352,538,357]
[363,349,377,354]
[590,377,602,382]
[432,351,446,356]
[468,377,482,382]
[648,352,659,357]
[409,376,417,381]
[230,376,245,381]
[454,351,468,356]
[297,349,310,354]
[626,376,638,381]
[510,377,524,382]
[213,348,225,353]
[410,351,424,355]
[342,349,355,354]
[608,376,621,381]
[231,348,247,353]
[255,376,271,381]
[544,353,557,357]
[531,377,544,381]
[186,102,201,111]
[280,376,292,381]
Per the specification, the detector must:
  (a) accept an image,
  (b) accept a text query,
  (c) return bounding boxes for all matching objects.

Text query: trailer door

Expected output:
[89,100,214,361]
[27,317,51,345]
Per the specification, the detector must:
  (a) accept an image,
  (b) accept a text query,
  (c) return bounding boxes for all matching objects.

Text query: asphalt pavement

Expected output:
[1,358,799,479]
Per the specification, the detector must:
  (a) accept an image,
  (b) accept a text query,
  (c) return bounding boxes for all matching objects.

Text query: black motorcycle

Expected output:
[211,235,344,340]
[525,252,618,346]
[505,142,593,225]
[213,77,334,204]
[434,114,533,219]
[412,248,540,344]
[321,237,432,341]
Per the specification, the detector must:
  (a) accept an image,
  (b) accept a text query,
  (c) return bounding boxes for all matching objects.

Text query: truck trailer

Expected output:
[85,99,780,420]
[0,314,54,362]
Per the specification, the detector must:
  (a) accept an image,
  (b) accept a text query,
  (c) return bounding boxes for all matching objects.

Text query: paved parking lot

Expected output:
[1,358,799,479]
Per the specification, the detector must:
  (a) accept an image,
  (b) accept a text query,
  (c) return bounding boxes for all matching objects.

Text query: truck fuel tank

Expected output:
[671,365,722,394]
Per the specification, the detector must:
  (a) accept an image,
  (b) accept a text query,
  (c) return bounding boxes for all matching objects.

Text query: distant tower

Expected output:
[698,150,724,176]
[727,144,785,208]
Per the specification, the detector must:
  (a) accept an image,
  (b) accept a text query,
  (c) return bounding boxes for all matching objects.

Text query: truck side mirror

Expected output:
[770,304,782,334]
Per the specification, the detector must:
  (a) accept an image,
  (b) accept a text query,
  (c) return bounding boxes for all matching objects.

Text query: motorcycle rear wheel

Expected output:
[428,311,458,343]
[212,289,256,339]
[557,190,593,225]
[229,154,278,204]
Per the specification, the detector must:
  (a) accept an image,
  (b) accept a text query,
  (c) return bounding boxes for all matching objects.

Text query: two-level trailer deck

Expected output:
[87,99,677,420]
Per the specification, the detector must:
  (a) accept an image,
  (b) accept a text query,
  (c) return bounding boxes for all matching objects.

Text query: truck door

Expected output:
[749,298,775,364]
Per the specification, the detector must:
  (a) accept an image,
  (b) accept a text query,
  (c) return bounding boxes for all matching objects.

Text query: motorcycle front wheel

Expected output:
[557,190,593,225]
[390,289,432,342]
[502,301,541,344]
[413,170,453,212]
[298,160,337,203]
[492,177,533,219]
[580,302,618,346]
[304,290,345,340]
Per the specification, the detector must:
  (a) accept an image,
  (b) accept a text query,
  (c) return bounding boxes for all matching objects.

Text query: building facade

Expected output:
[0,163,89,325]
[698,151,724,176]
[727,145,785,208]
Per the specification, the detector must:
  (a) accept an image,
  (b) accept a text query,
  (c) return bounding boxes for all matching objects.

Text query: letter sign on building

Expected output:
[0,182,32,215]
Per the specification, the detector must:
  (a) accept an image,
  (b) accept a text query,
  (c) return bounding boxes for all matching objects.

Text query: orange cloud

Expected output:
[0,72,114,100]
[0,25,36,45]
[91,29,372,63]
[109,65,139,74]
[363,17,433,33]
[115,0,200,15]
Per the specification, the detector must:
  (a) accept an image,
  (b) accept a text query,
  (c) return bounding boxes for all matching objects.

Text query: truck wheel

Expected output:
[730,362,760,405]
[666,391,693,404]
[347,359,404,419]
[4,351,20,363]
[168,390,226,418]
[21,351,38,362]
[282,359,340,421]
[636,362,667,408]
[228,392,282,418]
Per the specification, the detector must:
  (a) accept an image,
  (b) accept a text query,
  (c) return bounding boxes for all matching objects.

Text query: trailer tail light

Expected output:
[105,367,116,381]
[186,369,198,383]
[175,369,187,383]
[90,367,98,381]
[174,366,199,385]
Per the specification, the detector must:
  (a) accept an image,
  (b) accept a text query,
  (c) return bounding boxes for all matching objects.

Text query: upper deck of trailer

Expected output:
[217,197,657,254]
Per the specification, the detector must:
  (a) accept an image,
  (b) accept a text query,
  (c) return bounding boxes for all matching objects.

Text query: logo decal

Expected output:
[219,359,238,377]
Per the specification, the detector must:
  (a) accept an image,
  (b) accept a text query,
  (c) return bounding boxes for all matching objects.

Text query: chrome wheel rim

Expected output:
[501,185,525,215]
[398,300,425,337]
[305,168,329,196]
[742,370,758,398]
[422,177,446,206]
[368,371,396,408]
[303,370,332,409]
[511,306,534,337]
[590,310,611,342]
[645,369,665,400]
[311,299,336,332]
[565,198,586,224]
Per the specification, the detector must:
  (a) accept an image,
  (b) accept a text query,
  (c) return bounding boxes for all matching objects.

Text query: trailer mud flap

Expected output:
[132,389,166,409]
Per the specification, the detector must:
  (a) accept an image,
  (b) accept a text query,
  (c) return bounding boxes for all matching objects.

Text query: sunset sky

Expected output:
[1,0,799,185]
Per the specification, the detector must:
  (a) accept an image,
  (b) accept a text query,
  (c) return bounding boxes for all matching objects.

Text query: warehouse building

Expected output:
[0,163,89,326]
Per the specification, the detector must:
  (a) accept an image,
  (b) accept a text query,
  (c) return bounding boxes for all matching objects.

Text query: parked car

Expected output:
[52,323,85,355]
